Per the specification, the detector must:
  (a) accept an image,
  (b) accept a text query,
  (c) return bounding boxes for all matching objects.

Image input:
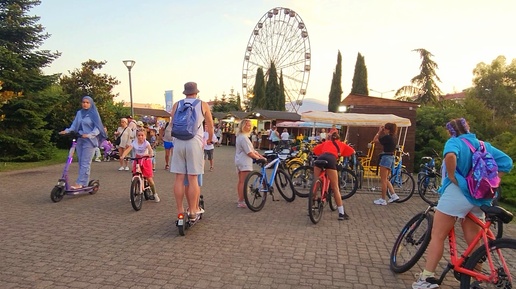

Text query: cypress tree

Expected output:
[328,51,343,112]
[265,62,280,110]
[351,52,369,95]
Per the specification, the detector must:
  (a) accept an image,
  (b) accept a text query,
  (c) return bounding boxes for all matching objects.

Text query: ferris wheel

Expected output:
[242,7,311,113]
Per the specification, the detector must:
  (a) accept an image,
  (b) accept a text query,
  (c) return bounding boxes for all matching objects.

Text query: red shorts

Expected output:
[133,155,153,178]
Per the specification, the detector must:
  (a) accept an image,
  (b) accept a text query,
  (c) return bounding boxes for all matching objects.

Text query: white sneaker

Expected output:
[412,276,439,289]
[118,166,124,171]
[154,194,160,203]
[373,198,387,206]
[388,193,400,203]
[94,158,101,162]
[124,166,130,171]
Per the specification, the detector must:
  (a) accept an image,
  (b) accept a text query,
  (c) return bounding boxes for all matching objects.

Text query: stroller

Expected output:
[100,139,119,161]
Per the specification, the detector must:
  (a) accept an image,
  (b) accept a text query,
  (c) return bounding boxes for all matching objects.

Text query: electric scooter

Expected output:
[50,135,100,202]
[176,195,204,236]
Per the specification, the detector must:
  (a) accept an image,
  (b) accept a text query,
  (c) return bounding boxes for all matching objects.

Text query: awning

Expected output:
[300,111,411,127]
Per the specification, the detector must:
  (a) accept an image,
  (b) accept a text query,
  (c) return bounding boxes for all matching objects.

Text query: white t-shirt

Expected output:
[281,132,290,141]
[203,131,218,150]
[131,140,152,156]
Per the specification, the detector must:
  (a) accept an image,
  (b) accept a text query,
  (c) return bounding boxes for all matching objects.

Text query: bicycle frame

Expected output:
[261,157,281,189]
[60,139,78,191]
[438,211,502,284]
[316,169,330,202]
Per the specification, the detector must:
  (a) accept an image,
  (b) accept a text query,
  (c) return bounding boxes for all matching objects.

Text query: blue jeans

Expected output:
[76,138,95,186]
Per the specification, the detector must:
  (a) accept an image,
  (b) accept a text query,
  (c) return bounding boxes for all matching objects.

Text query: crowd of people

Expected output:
[62,85,513,289]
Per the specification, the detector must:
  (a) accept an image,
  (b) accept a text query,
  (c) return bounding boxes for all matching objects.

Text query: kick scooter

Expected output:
[50,136,100,202]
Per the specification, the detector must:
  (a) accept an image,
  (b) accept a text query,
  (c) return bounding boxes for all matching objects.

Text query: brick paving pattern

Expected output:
[1,146,514,288]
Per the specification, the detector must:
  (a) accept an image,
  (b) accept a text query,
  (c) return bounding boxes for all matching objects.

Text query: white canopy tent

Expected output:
[300,111,412,148]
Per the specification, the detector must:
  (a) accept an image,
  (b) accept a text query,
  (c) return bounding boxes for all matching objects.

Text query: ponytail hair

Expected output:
[446,118,470,137]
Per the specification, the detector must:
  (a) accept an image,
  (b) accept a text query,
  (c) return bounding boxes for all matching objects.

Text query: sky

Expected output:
[32,0,516,109]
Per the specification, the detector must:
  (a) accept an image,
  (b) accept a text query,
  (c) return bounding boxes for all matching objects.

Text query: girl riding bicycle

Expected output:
[120,130,160,202]
[412,118,512,289]
[312,132,355,220]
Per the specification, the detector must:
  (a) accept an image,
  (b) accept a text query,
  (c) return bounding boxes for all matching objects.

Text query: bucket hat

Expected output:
[183,82,200,95]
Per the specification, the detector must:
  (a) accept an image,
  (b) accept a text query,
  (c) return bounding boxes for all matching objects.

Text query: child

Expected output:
[149,128,157,171]
[100,139,114,161]
[120,130,160,202]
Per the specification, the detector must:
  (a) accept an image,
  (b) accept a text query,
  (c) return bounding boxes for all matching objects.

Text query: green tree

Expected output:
[0,0,61,161]
[350,52,369,95]
[0,0,60,106]
[265,61,280,110]
[395,49,443,104]
[250,67,265,110]
[49,59,123,148]
[466,55,516,119]
[328,51,343,112]
[278,71,286,111]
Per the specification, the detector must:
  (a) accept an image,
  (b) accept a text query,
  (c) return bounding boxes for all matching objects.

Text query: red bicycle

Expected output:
[390,203,515,288]
[308,159,338,224]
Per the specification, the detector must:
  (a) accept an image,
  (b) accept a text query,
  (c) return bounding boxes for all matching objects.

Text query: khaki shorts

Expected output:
[170,138,204,175]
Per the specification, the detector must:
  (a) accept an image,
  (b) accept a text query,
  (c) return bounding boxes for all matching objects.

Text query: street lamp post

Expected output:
[370,89,395,98]
[123,60,136,116]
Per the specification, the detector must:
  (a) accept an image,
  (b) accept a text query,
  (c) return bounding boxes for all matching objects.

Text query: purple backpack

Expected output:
[461,139,500,199]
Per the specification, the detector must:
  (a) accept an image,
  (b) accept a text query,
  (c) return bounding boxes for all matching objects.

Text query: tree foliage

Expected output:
[264,61,281,110]
[249,67,265,111]
[328,50,343,112]
[350,52,369,95]
[0,0,61,161]
[277,71,286,111]
[49,59,123,148]
[212,90,241,112]
[466,55,516,119]
[395,49,443,105]
[0,0,60,106]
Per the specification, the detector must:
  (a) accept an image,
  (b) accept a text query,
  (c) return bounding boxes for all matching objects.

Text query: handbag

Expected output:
[114,127,127,146]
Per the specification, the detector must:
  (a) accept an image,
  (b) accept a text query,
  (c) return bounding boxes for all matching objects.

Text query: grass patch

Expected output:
[0,149,69,172]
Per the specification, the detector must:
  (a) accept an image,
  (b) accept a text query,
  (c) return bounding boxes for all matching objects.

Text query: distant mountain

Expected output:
[285,98,328,113]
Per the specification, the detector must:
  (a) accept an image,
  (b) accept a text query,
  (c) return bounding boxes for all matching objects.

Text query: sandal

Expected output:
[71,184,83,190]
[209,167,214,172]
[165,165,170,170]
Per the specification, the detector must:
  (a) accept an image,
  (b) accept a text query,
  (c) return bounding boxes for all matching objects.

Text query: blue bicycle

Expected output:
[244,152,296,212]
[417,156,441,205]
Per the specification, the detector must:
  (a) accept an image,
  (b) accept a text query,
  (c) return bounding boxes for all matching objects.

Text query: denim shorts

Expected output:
[379,154,394,169]
[436,183,485,219]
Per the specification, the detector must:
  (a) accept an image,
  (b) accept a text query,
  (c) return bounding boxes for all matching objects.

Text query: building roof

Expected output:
[212,110,301,121]
[134,107,171,118]
[342,93,417,108]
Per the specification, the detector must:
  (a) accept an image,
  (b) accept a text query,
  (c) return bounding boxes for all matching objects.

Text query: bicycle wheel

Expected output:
[390,212,433,273]
[460,238,516,289]
[275,169,296,202]
[286,160,303,175]
[339,168,358,200]
[390,171,415,203]
[290,166,313,198]
[308,178,324,224]
[244,171,267,212]
[328,188,337,211]
[130,178,143,211]
[354,162,364,189]
[418,174,441,206]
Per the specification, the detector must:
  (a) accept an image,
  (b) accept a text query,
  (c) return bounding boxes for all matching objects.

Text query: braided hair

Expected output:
[445,118,470,137]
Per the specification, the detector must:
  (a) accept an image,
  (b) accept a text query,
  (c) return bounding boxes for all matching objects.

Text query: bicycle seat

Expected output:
[480,205,514,224]
[314,160,329,169]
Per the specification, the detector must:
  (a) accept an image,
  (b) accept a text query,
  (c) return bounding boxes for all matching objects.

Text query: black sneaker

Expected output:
[338,213,350,221]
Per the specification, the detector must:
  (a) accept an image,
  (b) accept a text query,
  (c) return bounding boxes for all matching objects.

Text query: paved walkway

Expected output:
[1,145,514,288]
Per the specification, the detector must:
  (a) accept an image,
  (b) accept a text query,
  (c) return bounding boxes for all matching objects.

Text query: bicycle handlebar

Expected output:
[124,156,153,161]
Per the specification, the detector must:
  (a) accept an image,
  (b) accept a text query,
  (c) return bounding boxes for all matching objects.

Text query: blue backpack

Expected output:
[171,99,201,140]
[461,139,500,199]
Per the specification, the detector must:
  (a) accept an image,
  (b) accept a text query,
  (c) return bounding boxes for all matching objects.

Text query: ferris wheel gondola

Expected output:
[242,7,311,113]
